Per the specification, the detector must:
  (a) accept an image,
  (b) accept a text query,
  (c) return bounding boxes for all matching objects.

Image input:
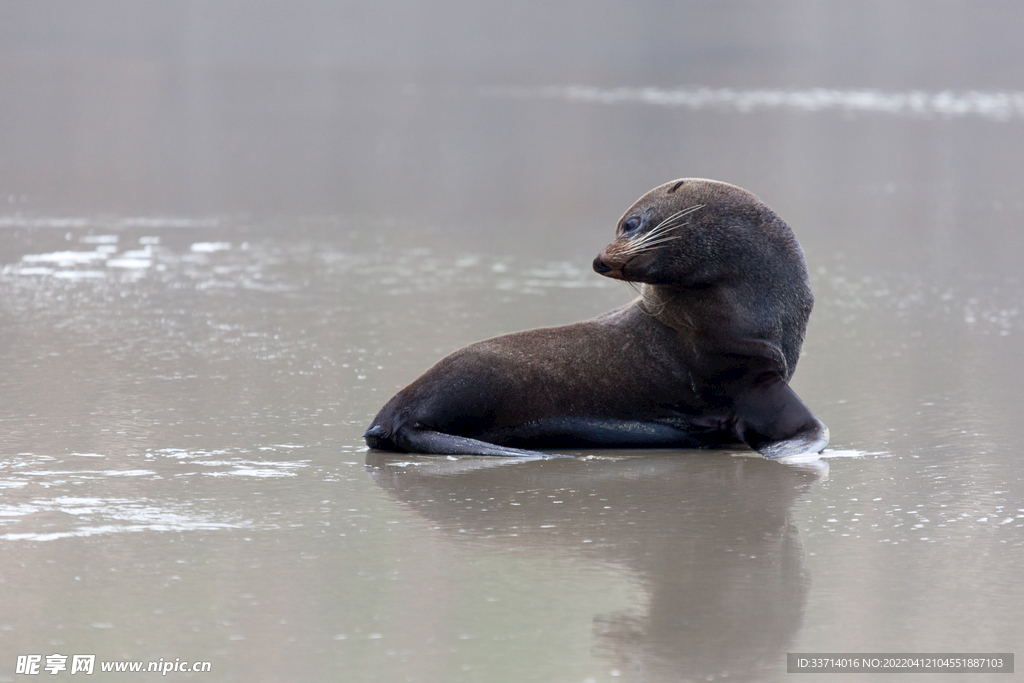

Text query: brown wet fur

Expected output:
[365,178,828,458]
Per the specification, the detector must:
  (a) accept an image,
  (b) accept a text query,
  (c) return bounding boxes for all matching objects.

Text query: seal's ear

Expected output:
[732,377,829,459]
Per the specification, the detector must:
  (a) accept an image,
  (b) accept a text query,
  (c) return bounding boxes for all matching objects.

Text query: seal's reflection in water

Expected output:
[367,451,826,680]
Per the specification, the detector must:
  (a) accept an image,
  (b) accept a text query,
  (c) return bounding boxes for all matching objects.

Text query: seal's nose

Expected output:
[593,256,612,274]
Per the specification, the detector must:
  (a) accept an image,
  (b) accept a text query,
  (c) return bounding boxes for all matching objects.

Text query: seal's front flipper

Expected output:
[733,377,830,459]
[364,424,567,459]
[755,422,829,459]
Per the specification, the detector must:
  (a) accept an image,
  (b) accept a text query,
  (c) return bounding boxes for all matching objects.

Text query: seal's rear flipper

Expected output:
[364,424,567,459]
[733,377,830,459]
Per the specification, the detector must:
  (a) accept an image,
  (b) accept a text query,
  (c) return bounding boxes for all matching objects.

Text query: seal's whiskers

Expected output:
[621,204,704,255]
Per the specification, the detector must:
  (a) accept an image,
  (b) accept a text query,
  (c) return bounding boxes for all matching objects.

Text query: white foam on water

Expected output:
[2,522,243,542]
[205,467,298,478]
[482,85,1024,120]
[97,470,157,477]
[106,258,152,269]
[0,504,39,517]
[118,217,219,228]
[820,449,872,458]
[0,217,89,228]
[775,448,870,463]
[191,458,309,478]
[190,242,232,253]
[21,250,107,266]
[0,496,251,541]
[0,216,218,229]
[51,270,106,280]
[3,526,134,541]
[153,448,230,459]
[10,266,54,276]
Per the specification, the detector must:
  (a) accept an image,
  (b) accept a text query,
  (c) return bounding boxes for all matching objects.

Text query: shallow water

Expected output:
[2,2,1024,681]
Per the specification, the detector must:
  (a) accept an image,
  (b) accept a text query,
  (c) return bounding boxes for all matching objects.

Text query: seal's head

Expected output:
[594,178,814,380]
[593,178,705,283]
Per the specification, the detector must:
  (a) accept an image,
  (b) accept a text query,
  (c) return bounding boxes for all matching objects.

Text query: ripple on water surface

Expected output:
[0,448,310,541]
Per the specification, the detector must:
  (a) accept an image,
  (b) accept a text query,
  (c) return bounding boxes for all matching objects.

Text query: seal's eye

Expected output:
[622,216,641,234]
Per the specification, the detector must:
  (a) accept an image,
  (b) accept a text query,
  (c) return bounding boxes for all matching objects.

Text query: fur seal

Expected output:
[364,178,829,459]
